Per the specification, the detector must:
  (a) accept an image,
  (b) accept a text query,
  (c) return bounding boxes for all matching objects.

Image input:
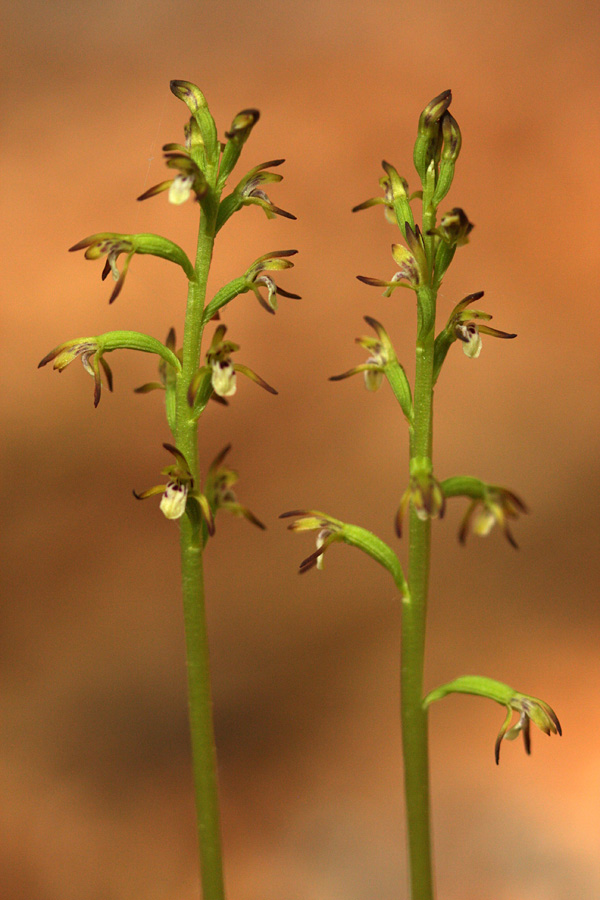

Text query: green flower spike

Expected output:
[280,509,408,593]
[433,291,516,382]
[133,443,214,530]
[424,676,561,764]
[396,458,446,537]
[69,232,195,304]
[38,337,111,408]
[441,476,528,548]
[203,445,266,532]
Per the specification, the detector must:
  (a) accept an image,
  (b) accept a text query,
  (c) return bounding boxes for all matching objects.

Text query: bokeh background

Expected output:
[3,1,600,898]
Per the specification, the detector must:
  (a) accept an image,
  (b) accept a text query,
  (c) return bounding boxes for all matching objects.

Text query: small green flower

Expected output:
[430,207,474,247]
[69,234,135,304]
[458,486,528,549]
[203,445,265,531]
[133,444,214,530]
[357,226,426,295]
[38,337,112,407]
[330,316,394,391]
[244,249,301,314]
[137,143,207,205]
[216,160,297,232]
[69,232,194,304]
[187,325,278,408]
[280,510,345,572]
[433,291,516,382]
[495,694,562,765]
[396,458,446,536]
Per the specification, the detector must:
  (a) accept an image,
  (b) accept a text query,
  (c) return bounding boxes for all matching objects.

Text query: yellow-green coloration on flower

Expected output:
[424,676,561,764]
[69,231,195,304]
[357,225,427,295]
[244,249,301,313]
[441,476,528,548]
[433,291,516,383]
[38,337,111,408]
[187,325,278,410]
[203,445,265,532]
[494,694,562,764]
[396,458,446,537]
[133,443,213,531]
[330,316,393,391]
[137,142,208,206]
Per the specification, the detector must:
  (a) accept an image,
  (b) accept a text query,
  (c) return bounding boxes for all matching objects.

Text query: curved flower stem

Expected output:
[175,195,226,900]
[401,283,436,900]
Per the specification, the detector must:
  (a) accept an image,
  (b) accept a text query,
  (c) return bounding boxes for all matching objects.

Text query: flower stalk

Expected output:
[286,90,560,899]
[40,80,296,900]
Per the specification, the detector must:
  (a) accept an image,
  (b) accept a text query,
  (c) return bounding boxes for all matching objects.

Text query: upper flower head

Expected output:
[495,694,562,764]
[38,337,112,407]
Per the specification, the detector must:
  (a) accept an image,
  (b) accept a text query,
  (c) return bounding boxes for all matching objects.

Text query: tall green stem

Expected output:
[175,196,226,900]
[401,282,436,900]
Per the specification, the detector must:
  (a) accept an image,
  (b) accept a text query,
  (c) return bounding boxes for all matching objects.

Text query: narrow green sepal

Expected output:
[382,161,415,237]
[169,80,219,170]
[385,359,414,426]
[431,111,462,207]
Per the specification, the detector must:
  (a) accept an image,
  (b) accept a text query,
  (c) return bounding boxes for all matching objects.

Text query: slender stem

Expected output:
[175,195,226,900]
[401,283,436,900]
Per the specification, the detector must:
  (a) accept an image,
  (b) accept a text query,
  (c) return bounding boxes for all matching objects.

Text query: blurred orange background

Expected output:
[3,1,600,898]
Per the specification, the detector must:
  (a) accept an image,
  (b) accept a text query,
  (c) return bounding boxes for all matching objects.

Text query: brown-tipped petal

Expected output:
[137,180,173,201]
[356,275,388,287]
[234,505,266,530]
[279,509,310,520]
[134,382,165,394]
[275,285,302,299]
[99,356,113,392]
[197,494,215,536]
[495,707,513,765]
[208,444,233,475]
[457,500,478,544]
[351,197,386,213]
[270,204,297,221]
[329,364,380,382]
[454,291,485,312]
[133,484,168,500]
[521,717,532,755]
[502,523,519,550]
[477,325,517,339]
[162,443,191,474]
[210,393,229,406]
[234,364,278,395]
[38,348,60,368]
[165,327,177,351]
[298,546,324,573]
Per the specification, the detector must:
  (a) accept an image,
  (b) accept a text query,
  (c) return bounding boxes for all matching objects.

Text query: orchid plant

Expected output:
[282,90,561,898]
[39,81,298,900]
